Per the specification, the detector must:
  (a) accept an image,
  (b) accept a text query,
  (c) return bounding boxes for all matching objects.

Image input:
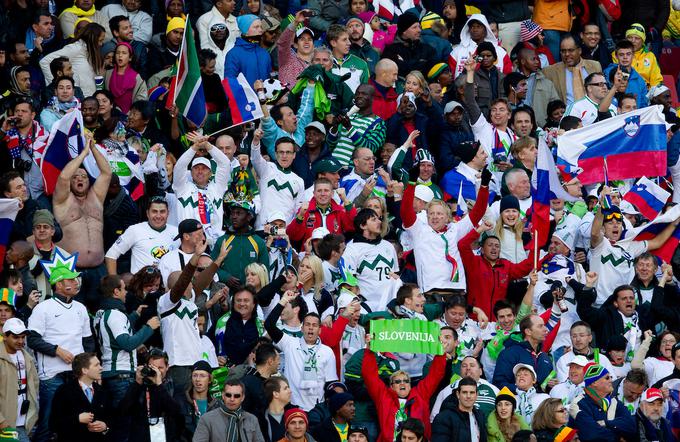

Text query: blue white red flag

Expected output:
[623,176,670,220]
[0,198,20,272]
[222,74,264,127]
[620,204,680,263]
[40,110,85,195]
[557,105,668,185]
[531,138,580,246]
[456,181,467,218]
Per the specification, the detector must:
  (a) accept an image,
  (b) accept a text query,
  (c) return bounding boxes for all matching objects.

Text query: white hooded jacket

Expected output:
[448,14,512,77]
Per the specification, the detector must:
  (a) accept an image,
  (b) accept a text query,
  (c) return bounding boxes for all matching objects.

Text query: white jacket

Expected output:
[100,4,153,44]
[40,41,96,96]
[197,7,239,78]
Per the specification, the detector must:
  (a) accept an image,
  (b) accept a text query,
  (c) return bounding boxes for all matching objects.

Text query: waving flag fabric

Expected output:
[221,74,264,126]
[173,17,207,127]
[623,177,670,220]
[557,105,668,184]
[40,110,85,195]
[620,204,680,263]
[0,198,20,272]
[531,138,580,246]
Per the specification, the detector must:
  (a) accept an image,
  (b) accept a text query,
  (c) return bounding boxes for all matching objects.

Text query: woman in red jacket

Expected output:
[458,219,552,320]
[362,341,446,442]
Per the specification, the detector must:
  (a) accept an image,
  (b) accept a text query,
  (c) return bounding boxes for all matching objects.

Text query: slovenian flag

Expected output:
[620,204,680,263]
[623,176,670,220]
[0,198,20,272]
[221,73,264,127]
[532,137,580,247]
[456,181,467,218]
[557,105,668,185]
[173,17,207,127]
[40,109,85,195]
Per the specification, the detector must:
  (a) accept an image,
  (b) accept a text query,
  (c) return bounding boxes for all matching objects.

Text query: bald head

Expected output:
[215,134,237,159]
[375,59,398,88]
[7,240,33,264]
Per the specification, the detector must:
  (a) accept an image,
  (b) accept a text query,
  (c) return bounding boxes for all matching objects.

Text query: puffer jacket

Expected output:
[224,38,273,87]
[431,394,489,442]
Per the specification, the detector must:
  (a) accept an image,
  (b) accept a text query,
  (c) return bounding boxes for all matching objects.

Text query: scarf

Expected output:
[46,95,80,115]
[4,121,46,160]
[109,65,139,113]
[102,138,129,157]
[585,386,609,412]
[60,3,96,17]
[395,305,426,320]
[219,404,242,442]
[439,233,460,282]
[517,387,537,420]
[300,338,321,383]
[620,311,640,362]
[394,399,410,441]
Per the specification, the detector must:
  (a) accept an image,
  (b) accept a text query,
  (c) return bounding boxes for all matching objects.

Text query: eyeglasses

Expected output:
[560,48,578,54]
[586,82,607,87]
[391,379,410,385]
[276,150,295,156]
[224,393,242,398]
[603,211,623,221]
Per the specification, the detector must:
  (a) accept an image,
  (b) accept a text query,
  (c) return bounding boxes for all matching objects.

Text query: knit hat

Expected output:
[476,41,497,59]
[329,392,354,415]
[583,364,609,387]
[414,148,434,165]
[358,11,376,25]
[192,360,213,374]
[519,19,542,42]
[346,15,364,28]
[427,62,449,81]
[420,12,444,30]
[495,386,517,410]
[500,195,520,213]
[166,16,185,34]
[554,426,578,442]
[237,14,259,35]
[116,41,134,56]
[456,141,481,164]
[397,12,419,36]
[625,23,646,42]
[348,426,370,438]
[283,408,308,428]
[33,209,55,227]
[100,40,116,56]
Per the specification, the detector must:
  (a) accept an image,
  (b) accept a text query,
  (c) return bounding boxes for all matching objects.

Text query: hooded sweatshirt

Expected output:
[448,14,512,77]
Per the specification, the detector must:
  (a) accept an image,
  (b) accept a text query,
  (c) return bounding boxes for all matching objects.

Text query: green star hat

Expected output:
[40,249,81,285]
[338,269,359,288]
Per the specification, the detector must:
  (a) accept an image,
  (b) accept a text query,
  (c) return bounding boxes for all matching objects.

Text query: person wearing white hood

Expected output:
[448,14,512,78]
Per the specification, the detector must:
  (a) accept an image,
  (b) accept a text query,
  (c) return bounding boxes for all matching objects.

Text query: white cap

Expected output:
[513,363,537,379]
[306,121,327,136]
[619,200,640,215]
[336,288,357,310]
[2,317,28,335]
[266,211,286,223]
[311,227,330,240]
[568,355,589,367]
[552,228,575,252]
[191,157,211,168]
[414,185,435,203]
[648,84,670,101]
[444,100,464,114]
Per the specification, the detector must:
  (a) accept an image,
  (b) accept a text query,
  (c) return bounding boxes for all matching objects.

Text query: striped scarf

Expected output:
[221,405,242,442]
[585,386,610,412]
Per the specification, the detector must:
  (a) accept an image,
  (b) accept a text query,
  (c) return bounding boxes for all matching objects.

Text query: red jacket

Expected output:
[362,349,446,442]
[458,229,552,320]
[319,315,350,377]
[287,199,357,246]
[370,79,398,122]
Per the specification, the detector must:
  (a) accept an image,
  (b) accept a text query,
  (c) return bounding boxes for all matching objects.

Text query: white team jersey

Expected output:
[158,249,194,286]
[550,380,583,406]
[343,239,399,312]
[565,96,617,126]
[277,333,337,411]
[157,292,202,367]
[555,350,616,383]
[590,239,647,307]
[94,308,137,373]
[644,357,674,386]
[407,215,474,292]
[28,297,91,380]
[322,260,343,295]
[105,222,179,274]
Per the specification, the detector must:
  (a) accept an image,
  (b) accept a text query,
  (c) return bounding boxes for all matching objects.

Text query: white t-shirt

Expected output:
[28,297,91,380]
[105,222,178,274]
[157,292,202,367]
[590,239,647,307]
[8,351,27,426]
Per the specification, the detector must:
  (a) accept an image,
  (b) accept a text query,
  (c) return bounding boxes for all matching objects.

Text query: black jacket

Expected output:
[431,394,488,442]
[382,36,437,78]
[311,416,344,442]
[242,370,269,418]
[49,378,111,442]
[572,280,654,349]
[650,282,680,334]
[118,381,185,442]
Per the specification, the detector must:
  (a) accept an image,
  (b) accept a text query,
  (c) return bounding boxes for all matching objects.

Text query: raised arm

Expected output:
[89,135,112,203]
[169,240,207,303]
[463,55,483,125]
[400,184,417,228]
[264,290,297,343]
[647,217,680,250]
[53,139,91,205]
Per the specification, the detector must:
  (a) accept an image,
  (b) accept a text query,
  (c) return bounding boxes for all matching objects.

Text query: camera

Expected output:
[475,56,483,63]
[493,152,507,164]
[141,365,156,385]
[13,158,32,172]
[302,10,317,17]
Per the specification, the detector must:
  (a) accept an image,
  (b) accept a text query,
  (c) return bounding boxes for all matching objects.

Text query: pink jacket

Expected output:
[277,26,310,87]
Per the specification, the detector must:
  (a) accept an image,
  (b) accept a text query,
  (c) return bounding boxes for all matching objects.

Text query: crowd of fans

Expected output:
[3,0,680,441]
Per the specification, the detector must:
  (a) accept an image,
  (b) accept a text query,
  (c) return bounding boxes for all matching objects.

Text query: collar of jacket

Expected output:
[99,297,126,312]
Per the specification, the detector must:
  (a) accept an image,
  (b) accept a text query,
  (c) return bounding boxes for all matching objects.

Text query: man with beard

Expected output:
[81,97,100,134]
[347,16,379,72]
[101,0,153,45]
[636,388,675,441]
[329,83,386,166]
[53,135,111,308]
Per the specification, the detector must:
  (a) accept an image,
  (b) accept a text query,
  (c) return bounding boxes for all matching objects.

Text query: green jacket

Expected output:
[211,230,269,284]
[486,411,530,442]
[344,348,400,422]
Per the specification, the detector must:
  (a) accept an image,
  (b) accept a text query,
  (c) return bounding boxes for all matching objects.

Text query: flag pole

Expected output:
[206,118,258,138]
[173,14,189,106]
[533,230,538,271]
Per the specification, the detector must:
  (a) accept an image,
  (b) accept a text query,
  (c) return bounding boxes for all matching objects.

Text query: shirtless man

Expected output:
[53,133,111,309]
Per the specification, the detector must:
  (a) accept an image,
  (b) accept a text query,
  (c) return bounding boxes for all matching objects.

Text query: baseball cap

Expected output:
[306,121,327,136]
[174,219,203,240]
[260,15,281,32]
[568,355,589,367]
[192,360,213,374]
[512,363,537,379]
[642,388,664,403]
[313,157,343,175]
[191,157,211,169]
[295,26,314,40]
[2,318,28,335]
[311,227,330,240]
[266,211,286,224]
[414,185,435,203]
[444,100,464,114]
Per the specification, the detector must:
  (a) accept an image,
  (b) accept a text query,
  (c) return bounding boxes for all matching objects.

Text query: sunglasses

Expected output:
[391,379,410,385]
[211,23,227,31]
[143,267,160,275]
[224,393,242,398]
[150,196,167,203]
[603,211,623,221]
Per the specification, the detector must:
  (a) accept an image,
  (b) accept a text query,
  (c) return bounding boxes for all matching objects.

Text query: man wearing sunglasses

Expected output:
[589,187,680,308]
[565,72,616,126]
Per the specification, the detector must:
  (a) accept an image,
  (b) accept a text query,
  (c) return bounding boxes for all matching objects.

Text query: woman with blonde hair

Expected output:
[245,262,269,292]
[487,387,530,442]
[298,255,333,316]
[364,196,390,237]
[493,195,527,263]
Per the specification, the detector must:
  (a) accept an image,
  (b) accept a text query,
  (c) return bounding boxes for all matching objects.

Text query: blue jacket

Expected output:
[570,394,636,442]
[261,85,314,159]
[438,121,474,172]
[492,339,553,393]
[421,29,452,63]
[603,64,649,110]
[224,38,272,87]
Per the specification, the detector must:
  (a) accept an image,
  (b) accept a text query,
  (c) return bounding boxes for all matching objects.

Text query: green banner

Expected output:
[370,319,443,355]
